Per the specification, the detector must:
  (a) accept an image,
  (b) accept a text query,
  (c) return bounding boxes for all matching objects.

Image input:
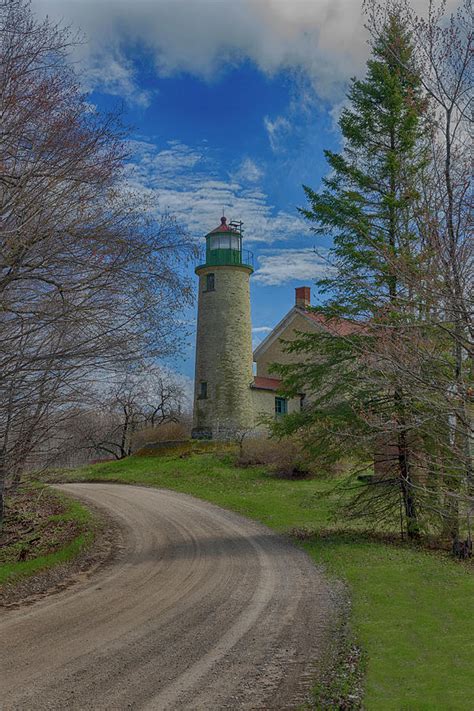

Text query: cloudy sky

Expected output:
[31,0,451,379]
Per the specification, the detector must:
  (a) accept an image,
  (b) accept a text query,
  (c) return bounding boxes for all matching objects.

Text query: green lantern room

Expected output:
[200,216,254,270]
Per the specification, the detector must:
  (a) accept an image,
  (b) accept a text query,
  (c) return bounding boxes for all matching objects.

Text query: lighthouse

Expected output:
[192,216,254,439]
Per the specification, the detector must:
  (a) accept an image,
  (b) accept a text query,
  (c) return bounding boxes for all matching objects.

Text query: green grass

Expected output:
[44,454,334,529]
[0,490,95,587]
[0,531,93,586]
[303,538,473,710]
[42,454,473,710]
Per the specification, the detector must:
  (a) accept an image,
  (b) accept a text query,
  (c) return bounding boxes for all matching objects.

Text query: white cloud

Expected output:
[32,0,367,105]
[35,0,462,108]
[234,157,264,183]
[83,53,153,107]
[253,247,334,285]
[123,139,308,244]
[329,97,350,132]
[263,115,292,152]
[252,325,273,348]
[31,0,463,108]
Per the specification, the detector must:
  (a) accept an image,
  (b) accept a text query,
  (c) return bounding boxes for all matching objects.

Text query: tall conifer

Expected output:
[276,13,430,538]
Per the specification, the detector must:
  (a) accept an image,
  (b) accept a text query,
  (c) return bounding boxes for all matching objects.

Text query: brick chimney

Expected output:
[295,286,311,309]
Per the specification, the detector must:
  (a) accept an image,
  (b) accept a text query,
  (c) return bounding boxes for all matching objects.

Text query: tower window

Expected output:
[205,273,215,292]
[198,381,208,399]
[275,397,288,416]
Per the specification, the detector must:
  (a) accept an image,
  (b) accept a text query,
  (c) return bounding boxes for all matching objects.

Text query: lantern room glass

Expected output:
[198,224,254,272]
[208,234,241,251]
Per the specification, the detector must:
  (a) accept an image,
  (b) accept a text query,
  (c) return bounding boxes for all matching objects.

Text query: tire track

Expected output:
[0,483,337,710]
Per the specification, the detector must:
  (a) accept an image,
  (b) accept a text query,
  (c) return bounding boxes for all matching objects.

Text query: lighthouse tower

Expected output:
[192,217,254,439]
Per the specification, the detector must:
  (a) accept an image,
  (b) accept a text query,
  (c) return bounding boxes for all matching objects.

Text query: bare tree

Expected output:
[73,366,187,460]
[0,0,195,521]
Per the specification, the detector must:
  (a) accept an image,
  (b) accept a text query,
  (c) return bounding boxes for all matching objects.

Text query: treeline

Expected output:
[0,0,194,525]
[276,0,472,552]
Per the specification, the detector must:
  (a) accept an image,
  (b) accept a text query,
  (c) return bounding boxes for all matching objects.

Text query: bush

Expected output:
[237,436,318,479]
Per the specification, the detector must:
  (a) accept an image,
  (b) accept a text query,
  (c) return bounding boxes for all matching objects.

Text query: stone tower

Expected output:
[192,217,254,439]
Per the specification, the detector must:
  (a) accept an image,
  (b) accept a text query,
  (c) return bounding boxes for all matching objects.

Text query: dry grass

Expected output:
[0,485,93,586]
[132,419,192,450]
[237,436,318,479]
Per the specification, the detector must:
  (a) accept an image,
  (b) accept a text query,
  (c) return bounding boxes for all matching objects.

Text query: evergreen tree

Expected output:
[275,13,432,538]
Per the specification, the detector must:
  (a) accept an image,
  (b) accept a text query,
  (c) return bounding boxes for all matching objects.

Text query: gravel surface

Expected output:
[0,483,338,710]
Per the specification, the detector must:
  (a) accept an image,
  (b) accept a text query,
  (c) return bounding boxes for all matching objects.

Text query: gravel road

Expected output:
[0,483,337,710]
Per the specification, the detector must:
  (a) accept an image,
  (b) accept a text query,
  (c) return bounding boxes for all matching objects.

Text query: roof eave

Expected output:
[253,307,300,361]
[253,306,326,361]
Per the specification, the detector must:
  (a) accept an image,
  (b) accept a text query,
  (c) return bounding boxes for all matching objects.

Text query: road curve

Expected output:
[0,483,337,710]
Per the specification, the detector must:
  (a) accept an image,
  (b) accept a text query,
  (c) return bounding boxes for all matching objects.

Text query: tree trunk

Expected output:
[119,410,130,459]
[395,386,420,539]
[442,491,459,542]
[0,448,5,532]
[397,429,419,539]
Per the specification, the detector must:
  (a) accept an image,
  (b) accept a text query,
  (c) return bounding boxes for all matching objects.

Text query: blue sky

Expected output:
[114,69,339,379]
[31,0,449,383]
[116,64,340,359]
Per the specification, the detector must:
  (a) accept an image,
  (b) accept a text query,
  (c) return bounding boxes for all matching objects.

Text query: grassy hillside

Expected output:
[0,485,94,587]
[42,453,473,710]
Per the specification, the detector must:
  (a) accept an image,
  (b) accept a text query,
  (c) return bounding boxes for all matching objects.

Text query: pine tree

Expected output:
[276,13,432,538]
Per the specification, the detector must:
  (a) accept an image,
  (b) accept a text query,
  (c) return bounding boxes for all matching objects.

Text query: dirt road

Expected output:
[0,483,337,710]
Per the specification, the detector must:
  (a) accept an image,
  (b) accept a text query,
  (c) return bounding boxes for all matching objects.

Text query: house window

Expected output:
[198,381,208,399]
[275,397,288,416]
[205,273,215,292]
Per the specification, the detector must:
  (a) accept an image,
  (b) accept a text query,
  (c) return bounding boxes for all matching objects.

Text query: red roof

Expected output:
[302,310,365,336]
[209,216,232,233]
[251,376,282,391]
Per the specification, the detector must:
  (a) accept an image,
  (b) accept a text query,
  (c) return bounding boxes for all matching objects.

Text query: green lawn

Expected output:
[42,453,473,710]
